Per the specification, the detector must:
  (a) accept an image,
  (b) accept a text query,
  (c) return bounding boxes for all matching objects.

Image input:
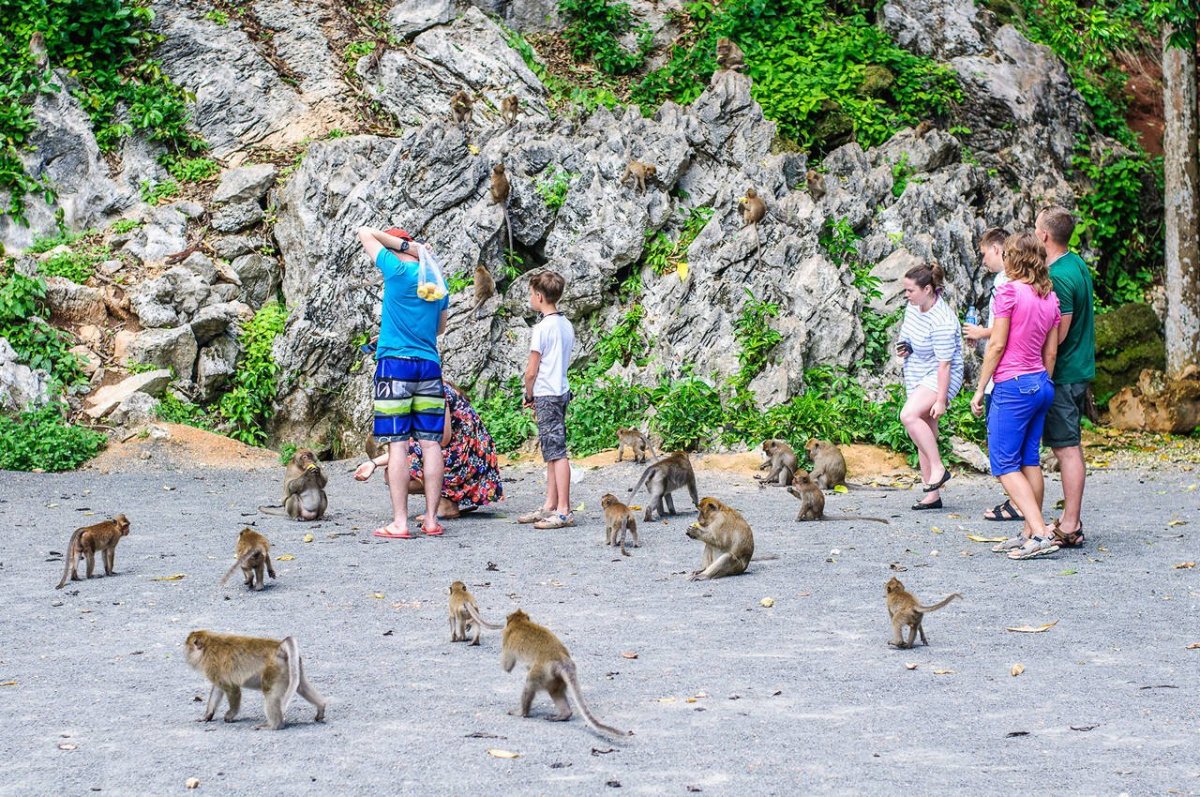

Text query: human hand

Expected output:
[896,340,911,359]
[969,391,985,417]
[522,394,534,409]
[929,399,947,419]
[963,323,987,341]
[353,461,377,482]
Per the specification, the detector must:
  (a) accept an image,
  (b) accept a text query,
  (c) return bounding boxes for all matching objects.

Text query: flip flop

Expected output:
[373,526,415,539]
[421,523,445,537]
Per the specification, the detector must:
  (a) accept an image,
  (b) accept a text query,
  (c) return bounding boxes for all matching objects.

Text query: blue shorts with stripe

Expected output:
[373,357,445,443]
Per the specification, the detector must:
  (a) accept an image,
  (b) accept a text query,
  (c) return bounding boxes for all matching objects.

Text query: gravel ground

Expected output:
[1,454,1199,796]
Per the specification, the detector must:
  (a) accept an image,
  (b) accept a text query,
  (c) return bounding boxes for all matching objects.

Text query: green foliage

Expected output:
[155,392,213,429]
[500,25,620,112]
[648,372,726,451]
[38,237,108,283]
[110,218,142,234]
[343,40,376,64]
[535,166,575,211]
[446,271,473,294]
[218,301,286,446]
[279,442,298,465]
[0,268,84,385]
[891,152,912,198]
[820,217,897,369]
[559,0,653,76]
[639,205,714,276]
[0,401,105,471]
[203,9,229,25]
[27,228,95,254]
[586,304,651,376]
[164,156,219,183]
[0,0,205,224]
[565,375,652,455]
[1071,142,1162,305]
[139,178,180,205]
[631,0,960,153]
[732,290,782,389]
[474,378,538,453]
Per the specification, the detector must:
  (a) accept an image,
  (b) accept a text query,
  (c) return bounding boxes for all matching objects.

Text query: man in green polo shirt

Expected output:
[1037,206,1095,549]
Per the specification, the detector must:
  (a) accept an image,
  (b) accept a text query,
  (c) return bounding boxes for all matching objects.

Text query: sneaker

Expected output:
[1008,535,1060,560]
[991,536,1026,553]
[517,509,552,524]
[534,512,576,530]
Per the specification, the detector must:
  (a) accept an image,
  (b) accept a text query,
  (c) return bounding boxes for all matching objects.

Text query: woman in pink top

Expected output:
[969,232,1061,560]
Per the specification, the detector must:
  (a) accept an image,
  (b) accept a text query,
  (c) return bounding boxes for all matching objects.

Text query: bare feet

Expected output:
[372,521,413,539]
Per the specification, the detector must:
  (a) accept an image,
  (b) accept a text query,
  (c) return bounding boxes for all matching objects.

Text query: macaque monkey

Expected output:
[260,449,328,521]
[806,169,826,201]
[365,434,384,461]
[756,439,797,486]
[449,581,504,646]
[787,471,890,524]
[805,438,847,490]
[620,160,657,194]
[885,577,961,649]
[450,90,474,125]
[615,428,656,464]
[686,497,754,580]
[473,265,496,319]
[55,514,131,589]
[628,451,699,522]
[914,120,933,138]
[491,163,514,254]
[500,94,519,126]
[219,528,277,591]
[601,493,639,556]
[29,31,48,70]
[715,37,745,72]
[740,187,766,253]
[184,630,327,730]
[500,609,631,737]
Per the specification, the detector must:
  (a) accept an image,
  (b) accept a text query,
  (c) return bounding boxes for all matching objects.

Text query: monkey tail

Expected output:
[843,516,891,525]
[619,517,632,557]
[915,593,962,613]
[277,637,301,716]
[258,505,289,517]
[557,660,630,737]
[55,528,84,589]
[503,206,514,255]
[627,465,653,499]
[218,552,254,587]
[465,603,504,630]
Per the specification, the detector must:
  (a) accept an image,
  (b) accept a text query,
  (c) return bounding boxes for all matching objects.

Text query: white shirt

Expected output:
[984,270,1010,395]
[530,313,574,397]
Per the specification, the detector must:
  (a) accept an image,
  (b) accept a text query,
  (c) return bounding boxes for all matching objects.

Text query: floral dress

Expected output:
[407,384,504,509]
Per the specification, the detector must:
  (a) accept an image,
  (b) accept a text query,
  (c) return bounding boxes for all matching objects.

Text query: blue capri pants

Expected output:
[987,371,1054,477]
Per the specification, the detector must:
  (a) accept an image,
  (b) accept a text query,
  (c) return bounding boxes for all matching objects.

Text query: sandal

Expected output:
[533,512,576,529]
[991,535,1026,553]
[911,498,943,511]
[923,469,952,493]
[373,525,415,540]
[517,509,552,524]
[984,499,1024,522]
[1008,535,1060,560]
[1050,519,1086,548]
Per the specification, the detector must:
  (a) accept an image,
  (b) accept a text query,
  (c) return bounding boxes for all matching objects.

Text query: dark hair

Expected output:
[979,227,1010,248]
[1035,207,1075,246]
[1003,232,1053,298]
[529,270,565,304]
[904,260,946,295]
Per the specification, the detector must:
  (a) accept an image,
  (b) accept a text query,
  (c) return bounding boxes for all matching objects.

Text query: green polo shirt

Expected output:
[1048,251,1095,384]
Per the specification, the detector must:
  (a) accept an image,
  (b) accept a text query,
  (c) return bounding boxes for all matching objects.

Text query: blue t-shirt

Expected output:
[375,249,449,363]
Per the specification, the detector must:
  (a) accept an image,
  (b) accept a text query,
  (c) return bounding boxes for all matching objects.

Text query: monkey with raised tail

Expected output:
[756,439,797,486]
[56,515,131,589]
[601,493,639,556]
[219,528,276,591]
[787,470,890,524]
[686,497,754,580]
[628,451,699,522]
[501,610,631,737]
[885,577,961,649]
[260,449,328,521]
[185,630,327,730]
[449,581,504,646]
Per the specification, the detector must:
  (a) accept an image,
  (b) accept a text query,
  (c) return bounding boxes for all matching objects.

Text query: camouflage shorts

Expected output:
[534,392,571,462]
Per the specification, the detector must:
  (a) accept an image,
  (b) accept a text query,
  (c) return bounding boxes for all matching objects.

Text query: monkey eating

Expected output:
[449,580,505,646]
[55,514,131,589]
[501,609,631,737]
[473,265,496,319]
[615,428,656,464]
[490,163,514,254]
[450,89,474,125]
[219,528,277,591]
[715,37,746,72]
[620,160,657,194]
[600,493,639,556]
[628,451,699,522]
[787,470,890,524]
[885,577,961,649]
[260,449,328,521]
[756,439,797,486]
[686,497,754,580]
[184,630,327,730]
[500,94,519,126]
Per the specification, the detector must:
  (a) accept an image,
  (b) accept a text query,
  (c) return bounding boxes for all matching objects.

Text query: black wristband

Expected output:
[400,240,410,252]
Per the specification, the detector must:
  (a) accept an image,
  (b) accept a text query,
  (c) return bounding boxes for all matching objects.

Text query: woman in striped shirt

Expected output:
[896,262,964,510]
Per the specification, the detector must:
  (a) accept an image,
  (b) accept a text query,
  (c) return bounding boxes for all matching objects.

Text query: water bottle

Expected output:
[964,306,978,327]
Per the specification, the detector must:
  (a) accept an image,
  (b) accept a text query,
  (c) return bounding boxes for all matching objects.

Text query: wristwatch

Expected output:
[399,240,410,252]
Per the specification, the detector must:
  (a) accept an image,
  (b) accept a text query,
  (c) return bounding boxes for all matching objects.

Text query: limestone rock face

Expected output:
[213,164,279,205]
[84,369,172,419]
[1109,367,1200,434]
[0,338,52,413]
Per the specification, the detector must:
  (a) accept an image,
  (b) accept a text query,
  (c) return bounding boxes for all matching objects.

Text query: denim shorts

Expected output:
[987,371,1054,477]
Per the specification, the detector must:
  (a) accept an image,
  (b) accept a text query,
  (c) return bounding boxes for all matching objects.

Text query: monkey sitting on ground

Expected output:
[620,160,657,194]
[616,428,656,464]
[756,439,797,486]
[185,630,327,730]
[473,265,496,320]
[219,528,277,591]
[628,451,699,522]
[600,493,639,556]
[715,37,746,72]
[787,470,890,524]
[885,577,961,649]
[501,610,631,737]
[686,497,754,580]
[260,449,327,521]
[56,514,131,589]
[449,581,504,646]
[500,94,519,126]
[806,438,847,490]
[450,89,474,125]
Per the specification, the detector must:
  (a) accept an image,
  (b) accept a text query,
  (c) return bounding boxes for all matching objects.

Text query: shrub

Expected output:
[0,268,85,386]
[559,0,654,76]
[0,402,106,471]
[218,302,287,445]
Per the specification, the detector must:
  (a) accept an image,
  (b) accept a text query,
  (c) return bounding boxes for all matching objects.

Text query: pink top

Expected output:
[992,281,1061,383]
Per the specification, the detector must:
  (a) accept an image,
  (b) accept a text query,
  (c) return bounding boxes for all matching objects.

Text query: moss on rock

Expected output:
[1093,302,1164,404]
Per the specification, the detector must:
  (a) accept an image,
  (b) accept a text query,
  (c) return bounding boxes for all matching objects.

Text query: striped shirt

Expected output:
[899,297,964,399]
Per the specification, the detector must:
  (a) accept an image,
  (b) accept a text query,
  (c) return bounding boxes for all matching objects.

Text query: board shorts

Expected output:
[373,357,445,444]
[988,370,1054,476]
[1043,381,1088,449]
[534,392,571,462]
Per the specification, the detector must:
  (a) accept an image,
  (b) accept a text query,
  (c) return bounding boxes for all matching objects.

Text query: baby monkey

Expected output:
[621,160,657,194]
[787,470,890,524]
[56,514,131,589]
[756,439,797,486]
[885,577,961,649]
[501,609,631,737]
[600,493,639,556]
[450,90,474,125]
[615,427,656,464]
[219,528,276,591]
[448,581,504,646]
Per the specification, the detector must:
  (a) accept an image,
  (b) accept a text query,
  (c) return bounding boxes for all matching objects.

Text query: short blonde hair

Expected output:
[530,270,565,303]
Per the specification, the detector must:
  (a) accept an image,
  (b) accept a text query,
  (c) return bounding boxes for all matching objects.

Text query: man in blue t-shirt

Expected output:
[355,226,450,539]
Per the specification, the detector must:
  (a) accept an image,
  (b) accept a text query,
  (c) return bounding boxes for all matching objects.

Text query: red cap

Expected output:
[386,227,414,241]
